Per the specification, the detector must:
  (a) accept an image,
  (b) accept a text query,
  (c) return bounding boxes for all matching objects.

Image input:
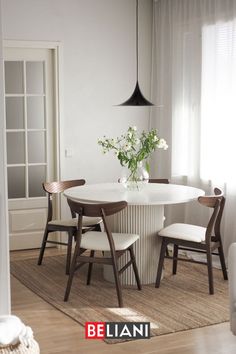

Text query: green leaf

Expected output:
[145,161,150,173]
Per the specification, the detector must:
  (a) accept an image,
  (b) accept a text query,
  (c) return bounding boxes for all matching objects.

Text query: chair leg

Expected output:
[37,228,49,265]
[64,239,80,302]
[218,240,228,280]
[112,254,123,307]
[172,244,179,275]
[155,239,167,288]
[206,247,214,295]
[66,230,73,275]
[87,250,95,285]
[129,246,141,290]
[94,223,102,232]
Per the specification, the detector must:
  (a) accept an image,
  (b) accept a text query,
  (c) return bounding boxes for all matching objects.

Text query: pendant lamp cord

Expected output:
[136,0,139,81]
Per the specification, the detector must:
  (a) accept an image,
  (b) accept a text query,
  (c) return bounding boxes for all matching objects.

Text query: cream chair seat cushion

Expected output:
[158,223,206,243]
[48,216,102,227]
[80,231,139,251]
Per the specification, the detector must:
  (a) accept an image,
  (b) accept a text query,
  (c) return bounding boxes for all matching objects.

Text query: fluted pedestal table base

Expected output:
[104,205,164,285]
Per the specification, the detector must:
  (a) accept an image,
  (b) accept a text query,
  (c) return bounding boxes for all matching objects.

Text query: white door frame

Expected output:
[1,40,62,311]
[4,40,62,220]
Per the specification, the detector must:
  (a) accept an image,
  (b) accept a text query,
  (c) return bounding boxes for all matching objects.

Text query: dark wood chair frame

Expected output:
[149,179,170,257]
[64,199,142,307]
[149,178,169,184]
[117,178,169,185]
[37,179,101,275]
[155,188,228,294]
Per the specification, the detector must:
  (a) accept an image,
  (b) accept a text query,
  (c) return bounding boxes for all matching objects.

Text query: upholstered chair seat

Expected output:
[80,231,139,251]
[158,223,206,243]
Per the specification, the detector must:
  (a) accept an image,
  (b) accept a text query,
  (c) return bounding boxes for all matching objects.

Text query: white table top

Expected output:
[64,182,205,206]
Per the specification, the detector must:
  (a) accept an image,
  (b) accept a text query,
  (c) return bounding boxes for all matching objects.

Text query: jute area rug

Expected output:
[11,255,229,343]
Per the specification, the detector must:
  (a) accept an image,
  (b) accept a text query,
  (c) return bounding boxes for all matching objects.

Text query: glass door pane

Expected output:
[4,61,24,94]
[6,97,24,129]
[7,132,25,164]
[28,166,46,197]
[26,61,45,94]
[8,167,26,198]
[27,96,45,129]
[28,131,46,163]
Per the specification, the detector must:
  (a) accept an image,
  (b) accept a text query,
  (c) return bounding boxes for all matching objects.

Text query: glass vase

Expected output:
[120,161,149,191]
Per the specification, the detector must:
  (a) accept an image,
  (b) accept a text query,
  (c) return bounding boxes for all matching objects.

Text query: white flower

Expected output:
[153,135,158,142]
[135,138,140,145]
[158,138,168,150]
[132,126,137,131]
[124,143,131,151]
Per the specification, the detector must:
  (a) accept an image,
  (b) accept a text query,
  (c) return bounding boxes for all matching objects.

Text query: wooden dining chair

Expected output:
[149,178,170,257]
[37,179,102,274]
[118,178,169,184]
[149,178,169,184]
[155,188,228,294]
[64,199,142,307]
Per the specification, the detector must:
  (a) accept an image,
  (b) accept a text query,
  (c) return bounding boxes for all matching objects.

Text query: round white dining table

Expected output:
[64,182,205,285]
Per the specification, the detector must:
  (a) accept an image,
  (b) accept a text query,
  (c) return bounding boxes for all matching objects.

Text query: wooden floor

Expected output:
[10,249,236,354]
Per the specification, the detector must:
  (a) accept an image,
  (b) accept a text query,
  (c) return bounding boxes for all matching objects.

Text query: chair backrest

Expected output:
[67,199,127,218]
[198,188,225,242]
[149,178,169,184]
[67,198,127,253]
[43,179,86,221]
[118,178,169,184]
[43,179,85,194]
[213,187,225,238]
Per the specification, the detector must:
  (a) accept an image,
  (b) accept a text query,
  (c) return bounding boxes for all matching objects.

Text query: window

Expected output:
[200,20,236,182]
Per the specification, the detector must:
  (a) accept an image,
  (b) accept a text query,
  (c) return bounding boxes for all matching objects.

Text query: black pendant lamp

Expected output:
[118,0,154,106]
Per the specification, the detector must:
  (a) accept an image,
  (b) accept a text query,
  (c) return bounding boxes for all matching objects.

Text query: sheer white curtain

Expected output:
[150,0,236,259]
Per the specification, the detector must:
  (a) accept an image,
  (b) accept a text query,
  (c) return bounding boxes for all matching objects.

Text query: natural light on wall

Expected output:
[201,20,236,183]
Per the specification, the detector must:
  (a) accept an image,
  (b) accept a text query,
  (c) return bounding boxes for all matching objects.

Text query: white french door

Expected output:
[4,45,58,250]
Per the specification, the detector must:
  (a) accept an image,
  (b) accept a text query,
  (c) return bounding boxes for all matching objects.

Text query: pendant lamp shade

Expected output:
[118,0,154,106]
[119,81,154,106]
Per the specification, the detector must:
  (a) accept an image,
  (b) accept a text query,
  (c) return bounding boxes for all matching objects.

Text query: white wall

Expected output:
[2,0,153,184]
[0,0,153,300]
[0,0,11,315]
